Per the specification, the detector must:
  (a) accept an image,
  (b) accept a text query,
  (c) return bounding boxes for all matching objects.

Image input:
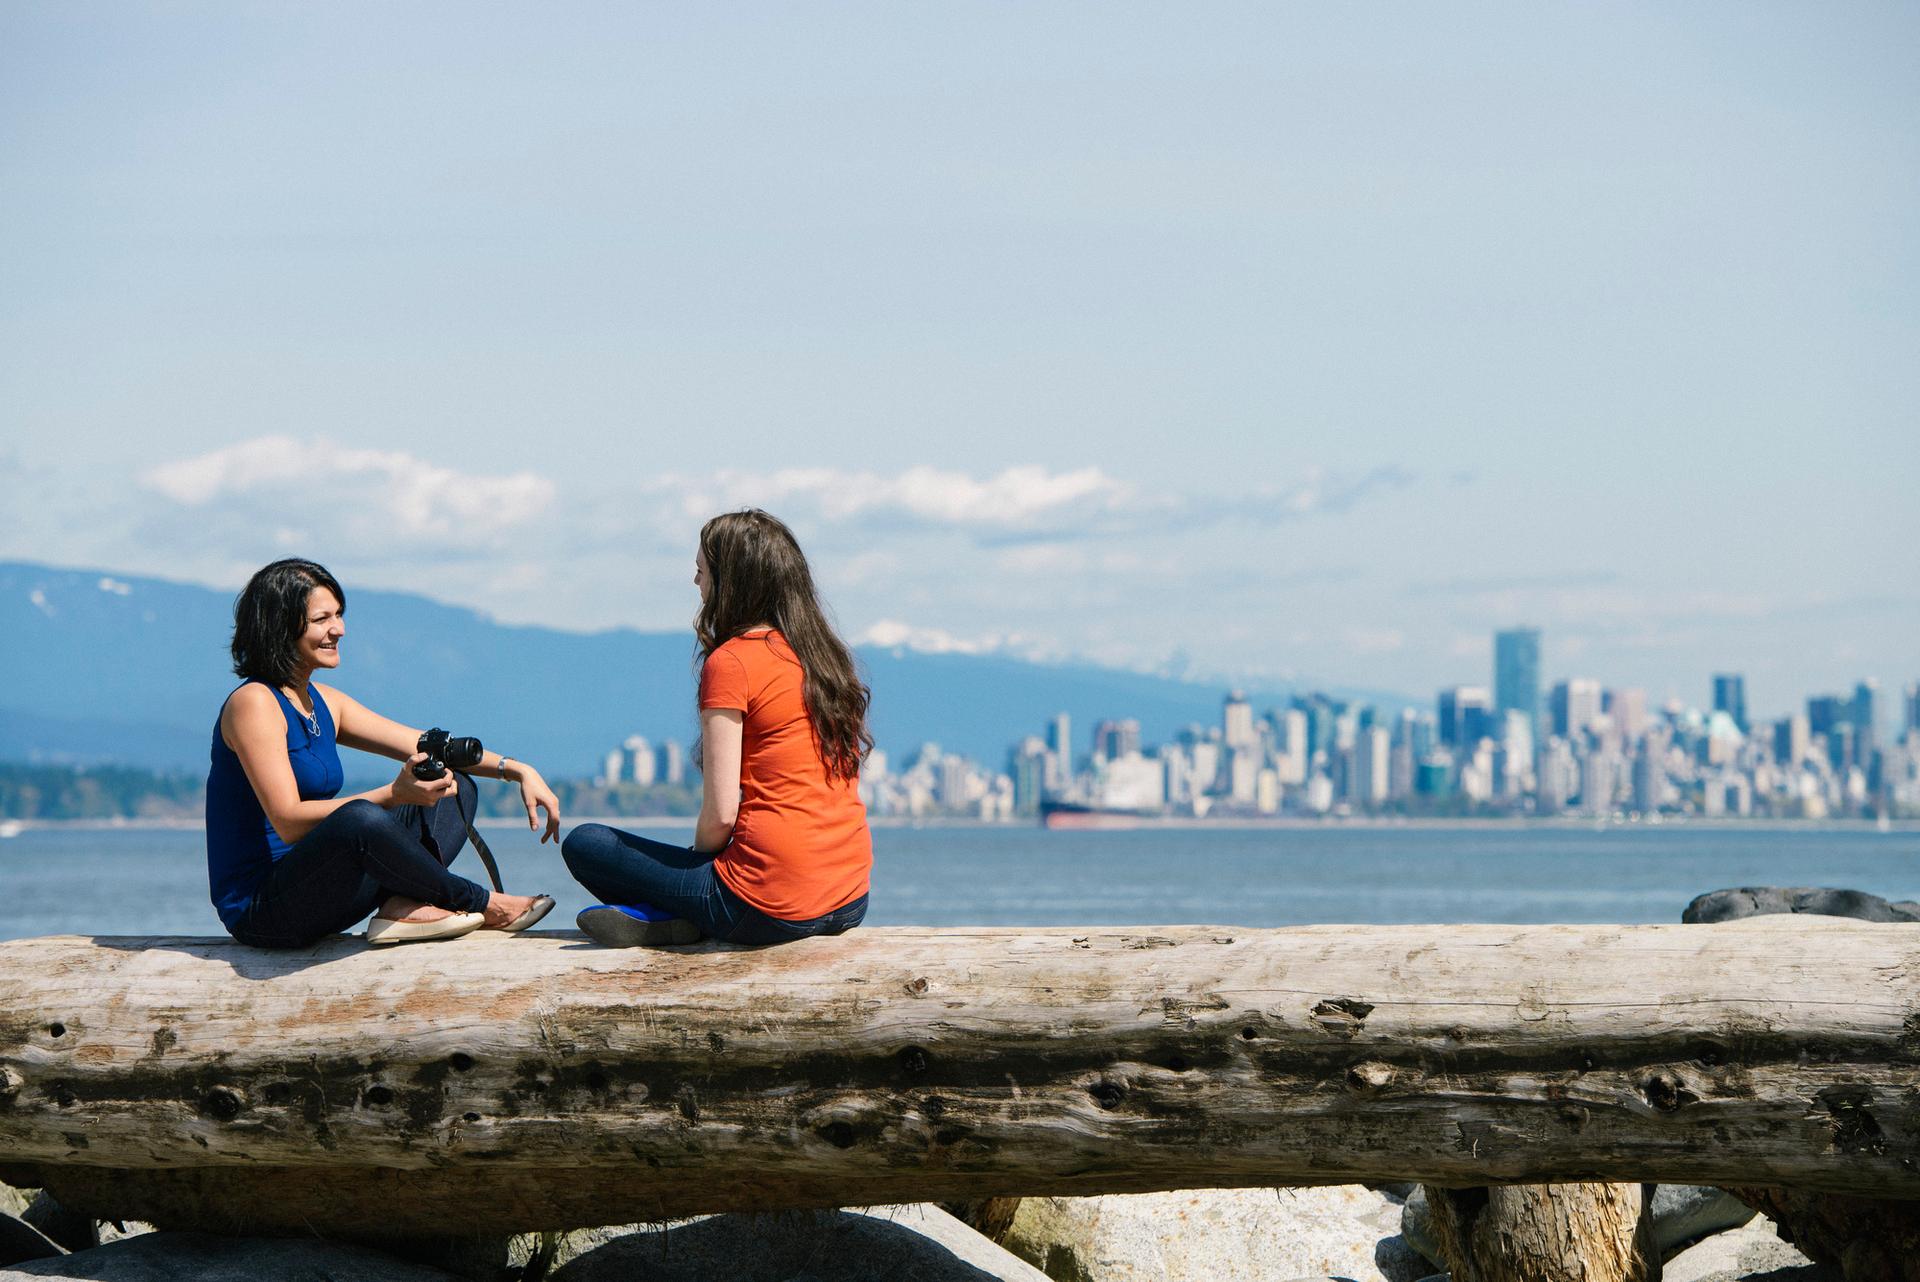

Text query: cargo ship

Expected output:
[1038,798,1162,830]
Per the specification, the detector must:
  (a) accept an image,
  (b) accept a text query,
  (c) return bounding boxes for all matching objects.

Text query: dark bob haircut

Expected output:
[230,559,345,688]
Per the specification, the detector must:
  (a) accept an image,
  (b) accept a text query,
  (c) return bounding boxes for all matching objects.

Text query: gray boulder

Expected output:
[1399,1187,1438,1267]
[0,1216,61,1269]
[1683,886,1920,924]
[1001,1186,1429,1282]
[0,1231,461,1281]
[1661,1216,1838,1282]
[547,1205,1049,1282]
[18,1196,90,1255]
[1650,1185,1756,1254]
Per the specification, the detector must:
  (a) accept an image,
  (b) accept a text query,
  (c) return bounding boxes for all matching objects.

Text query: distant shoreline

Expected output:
[7,815,1917,834]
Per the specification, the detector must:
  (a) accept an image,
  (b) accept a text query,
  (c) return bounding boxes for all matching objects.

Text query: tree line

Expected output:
[0,762,699,821]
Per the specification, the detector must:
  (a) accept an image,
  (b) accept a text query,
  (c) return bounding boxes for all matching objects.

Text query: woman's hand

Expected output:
[506,762,562,843]
[390,754,459,808]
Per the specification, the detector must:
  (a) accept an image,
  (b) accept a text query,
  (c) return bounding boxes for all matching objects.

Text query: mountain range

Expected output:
[0,560,1411,778]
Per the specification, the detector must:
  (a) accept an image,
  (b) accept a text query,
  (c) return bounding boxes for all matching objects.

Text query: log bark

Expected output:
[0,920,1915,1235]
[1423,1183,1659,1282]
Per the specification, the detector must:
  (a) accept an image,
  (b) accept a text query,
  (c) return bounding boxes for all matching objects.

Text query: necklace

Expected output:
[286,688,319,738]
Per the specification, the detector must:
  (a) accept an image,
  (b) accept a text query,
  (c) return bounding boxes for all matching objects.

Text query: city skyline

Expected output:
[964,632,1920,823]
[4,6,1916,702]
[586,622,1919,823]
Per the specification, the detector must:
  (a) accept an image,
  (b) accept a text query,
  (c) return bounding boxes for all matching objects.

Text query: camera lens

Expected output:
[445,736,484,770]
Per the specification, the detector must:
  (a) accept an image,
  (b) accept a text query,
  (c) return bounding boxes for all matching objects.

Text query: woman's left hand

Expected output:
[509,763,562,843]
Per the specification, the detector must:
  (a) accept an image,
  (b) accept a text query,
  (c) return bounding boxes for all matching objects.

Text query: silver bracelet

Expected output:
[497,756,516,780]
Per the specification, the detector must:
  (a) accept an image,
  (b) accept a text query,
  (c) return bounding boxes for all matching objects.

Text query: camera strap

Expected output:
[452,771,505,893]
[465,816,505,893]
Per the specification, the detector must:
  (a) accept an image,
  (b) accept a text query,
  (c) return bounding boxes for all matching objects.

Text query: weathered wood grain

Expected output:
[0,920,1914,1234]
[1424,1183,1658,1282]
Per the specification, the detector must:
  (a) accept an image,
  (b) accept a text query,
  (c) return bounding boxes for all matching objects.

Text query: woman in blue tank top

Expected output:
[208,559,560,947]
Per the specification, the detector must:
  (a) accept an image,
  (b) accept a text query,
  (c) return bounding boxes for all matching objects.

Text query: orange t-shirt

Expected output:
[700,631,872,921]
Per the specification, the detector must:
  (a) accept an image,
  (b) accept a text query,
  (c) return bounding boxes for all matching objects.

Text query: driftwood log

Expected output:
[0,919,1915,1236]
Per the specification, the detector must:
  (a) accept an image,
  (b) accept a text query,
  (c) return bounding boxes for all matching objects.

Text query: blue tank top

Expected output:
[205,681,344,931]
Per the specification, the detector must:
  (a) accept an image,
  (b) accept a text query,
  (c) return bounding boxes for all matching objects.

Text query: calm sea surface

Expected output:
[1,821,1916,942]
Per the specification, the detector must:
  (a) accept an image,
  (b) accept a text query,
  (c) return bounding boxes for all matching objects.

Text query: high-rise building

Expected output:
[1807,694,1848,739]
[1712,674,1748,733]
[1274,709,1308,785]
[657,740,686,785]
[1008,737,1049,816]
[1550,678,1603,741]
[1047,712,1072,779]
[1223,692,1256,750]
[1581,750,1619,817]
[1774,714,1810,766]
[1631,739,1666,813]
[1905,682,1920,738]
[1497,710,1534,798]
[1354,725,1390,806]
[623,735,656,787]
[1494,628,1542,727]
[1604,687,1648,743]
[1853,680,1879,760]
[1093,718,1140,761]
[1438,686,1493,747]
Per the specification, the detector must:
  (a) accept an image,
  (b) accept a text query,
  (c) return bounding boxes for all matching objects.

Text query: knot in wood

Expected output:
[0,1065,22,1099]
[1816,1086,1887,1155]
[1089,1079,1127,1110]
[1642,1070,1696,1113]
[200,1087,244,1122]
[904,977,930,996]
[1311,998,1375,1039]
[897,1045,930,1075]
[1345,1060,1394,1093]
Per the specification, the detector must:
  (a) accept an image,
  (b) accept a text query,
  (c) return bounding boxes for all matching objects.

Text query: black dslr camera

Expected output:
[413,727,484,780]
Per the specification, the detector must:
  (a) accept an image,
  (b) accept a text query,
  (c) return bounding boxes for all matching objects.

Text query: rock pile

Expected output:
[0,1178,1839,1282]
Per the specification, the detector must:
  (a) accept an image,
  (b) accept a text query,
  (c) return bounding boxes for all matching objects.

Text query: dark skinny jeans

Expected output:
[561,823,867,945]
[228,774,491,948]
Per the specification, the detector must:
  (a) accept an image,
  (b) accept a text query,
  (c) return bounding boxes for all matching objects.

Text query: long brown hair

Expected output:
[695,509,872,781]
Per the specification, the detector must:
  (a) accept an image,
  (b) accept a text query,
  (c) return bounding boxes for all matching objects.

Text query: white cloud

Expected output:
[641,464,1141,536]
[139,436,555,551]
[629,461,1417,546]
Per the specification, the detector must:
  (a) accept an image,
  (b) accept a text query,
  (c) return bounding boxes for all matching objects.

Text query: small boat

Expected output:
[0,820,24,839]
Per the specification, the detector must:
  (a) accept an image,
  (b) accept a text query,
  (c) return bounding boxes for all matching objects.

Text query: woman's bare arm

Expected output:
[222,685,453,845]
[693,707,744,853]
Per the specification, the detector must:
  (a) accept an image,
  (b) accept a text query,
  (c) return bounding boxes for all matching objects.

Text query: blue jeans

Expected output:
[229,774,492,948]
[561,823,867,945]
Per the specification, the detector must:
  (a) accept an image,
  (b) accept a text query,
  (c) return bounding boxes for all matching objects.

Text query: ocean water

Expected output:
[1,821,1915,941]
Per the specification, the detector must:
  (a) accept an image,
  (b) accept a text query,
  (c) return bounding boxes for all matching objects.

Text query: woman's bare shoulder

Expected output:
[223,681,278,714]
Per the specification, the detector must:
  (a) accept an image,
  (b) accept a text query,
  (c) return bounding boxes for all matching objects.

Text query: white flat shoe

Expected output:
[365,910,486,946]
[489,894,556,933]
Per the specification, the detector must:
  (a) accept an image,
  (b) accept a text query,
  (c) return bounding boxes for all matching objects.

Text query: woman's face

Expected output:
[694,547,712,605]
[296,587,345,677]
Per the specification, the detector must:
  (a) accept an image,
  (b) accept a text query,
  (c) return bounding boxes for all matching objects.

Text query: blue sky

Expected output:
[3,3,1915,718]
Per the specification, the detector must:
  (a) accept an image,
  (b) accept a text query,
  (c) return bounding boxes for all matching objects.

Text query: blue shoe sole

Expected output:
[576,906,703,948]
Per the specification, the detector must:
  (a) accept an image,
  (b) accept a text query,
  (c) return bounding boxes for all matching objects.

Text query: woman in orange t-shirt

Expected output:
[563,509,873,946]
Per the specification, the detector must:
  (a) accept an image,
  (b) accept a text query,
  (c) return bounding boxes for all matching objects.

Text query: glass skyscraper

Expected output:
[1494,628,1541,728]
[1712,674,1748,733]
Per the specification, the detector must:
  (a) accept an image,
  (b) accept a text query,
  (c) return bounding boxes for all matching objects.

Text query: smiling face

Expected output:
[295,587,345,679]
